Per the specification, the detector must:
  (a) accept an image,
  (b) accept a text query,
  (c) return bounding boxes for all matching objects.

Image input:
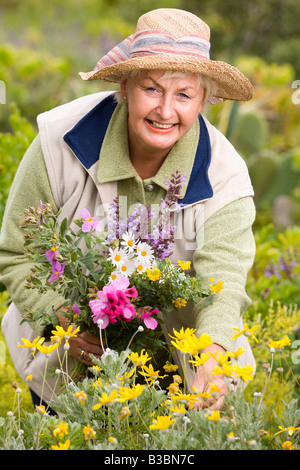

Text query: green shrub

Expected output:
[0,44,71,127]
[0,291,33,417]
[0,104,36,225]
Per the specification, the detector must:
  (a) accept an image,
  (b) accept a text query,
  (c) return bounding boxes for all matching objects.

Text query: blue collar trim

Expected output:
[64,95,118,170]
[181,114,213,205]
[64,94,213,204]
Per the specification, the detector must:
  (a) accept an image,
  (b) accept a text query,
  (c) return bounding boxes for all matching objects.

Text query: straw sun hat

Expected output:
[79,8,254,102]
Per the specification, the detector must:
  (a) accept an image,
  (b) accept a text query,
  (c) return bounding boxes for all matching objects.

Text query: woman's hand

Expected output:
[57,310,104,366]
[68,330,104,366]
[191,343,229,410]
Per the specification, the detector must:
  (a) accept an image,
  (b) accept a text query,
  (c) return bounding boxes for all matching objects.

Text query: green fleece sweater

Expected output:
[0,129,256,352]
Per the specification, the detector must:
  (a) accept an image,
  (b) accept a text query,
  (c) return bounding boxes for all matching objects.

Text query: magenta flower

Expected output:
[49,260,66,283]
[89,277,138,328]
[80,208,99,232]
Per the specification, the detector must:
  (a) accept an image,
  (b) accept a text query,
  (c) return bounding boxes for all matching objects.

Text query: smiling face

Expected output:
[121,70,205,165]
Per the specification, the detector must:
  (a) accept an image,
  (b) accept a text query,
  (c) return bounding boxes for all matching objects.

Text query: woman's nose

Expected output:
[156,94,174,120]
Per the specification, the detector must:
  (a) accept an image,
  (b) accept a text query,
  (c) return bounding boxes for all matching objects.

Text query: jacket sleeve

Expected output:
[192,196,256,352]
[0,135,66,335]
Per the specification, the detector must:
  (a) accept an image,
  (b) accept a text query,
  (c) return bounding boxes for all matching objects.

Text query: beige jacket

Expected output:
[2,92,255,401]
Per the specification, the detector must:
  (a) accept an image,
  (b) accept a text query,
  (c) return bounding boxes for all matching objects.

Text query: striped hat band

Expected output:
[94,30,211,71]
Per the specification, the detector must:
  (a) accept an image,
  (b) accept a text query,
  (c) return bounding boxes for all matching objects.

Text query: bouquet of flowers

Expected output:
[20,171,217,356]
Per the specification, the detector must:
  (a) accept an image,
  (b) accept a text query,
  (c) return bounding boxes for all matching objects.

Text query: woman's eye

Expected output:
[146,87,158,93]
[179,93,190,99]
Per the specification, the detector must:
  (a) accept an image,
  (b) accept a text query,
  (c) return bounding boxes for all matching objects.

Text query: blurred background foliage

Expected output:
[0,0,300,413]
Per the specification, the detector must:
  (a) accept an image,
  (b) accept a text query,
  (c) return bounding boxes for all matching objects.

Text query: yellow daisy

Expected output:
[149,415,175,430]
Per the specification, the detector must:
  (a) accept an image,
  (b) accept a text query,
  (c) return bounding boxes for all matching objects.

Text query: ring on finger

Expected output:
[80,349,85,359]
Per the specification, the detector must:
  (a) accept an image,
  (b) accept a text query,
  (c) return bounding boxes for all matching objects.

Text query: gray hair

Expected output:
[115,70,218,105]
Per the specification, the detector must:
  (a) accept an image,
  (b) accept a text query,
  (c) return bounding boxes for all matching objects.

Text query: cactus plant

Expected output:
[233,111,268,157]
[247,151,279,204]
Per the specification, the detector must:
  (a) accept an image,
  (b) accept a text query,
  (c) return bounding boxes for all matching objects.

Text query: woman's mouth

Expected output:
[145,119,177,133]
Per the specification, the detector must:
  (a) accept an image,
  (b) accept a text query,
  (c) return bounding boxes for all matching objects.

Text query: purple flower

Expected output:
[80,208,99,232]
[106,170,186,259]
[48,260,66,283]
[72,304,81,315]
[45,246,59,261]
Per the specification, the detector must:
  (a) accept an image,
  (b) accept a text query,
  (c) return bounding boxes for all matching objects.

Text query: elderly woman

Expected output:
[0,8,255,411]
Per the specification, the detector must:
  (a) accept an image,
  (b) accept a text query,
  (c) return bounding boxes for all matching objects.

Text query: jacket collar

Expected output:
[63,93,213,205]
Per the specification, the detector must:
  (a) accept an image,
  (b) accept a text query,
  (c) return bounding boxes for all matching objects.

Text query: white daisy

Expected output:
[136,241,154,266]
[121,231,137,253]
[118,259,136,277]
[108,247,129,267]
[134,260,148,274]
[108,270,122,283]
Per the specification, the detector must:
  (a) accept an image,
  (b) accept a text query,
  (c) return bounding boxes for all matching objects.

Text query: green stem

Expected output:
[160,419,177,451]
[281,350,300,386]
[82,401,91,427]
[17,391,21,431]
[33,354,56,396]
[39,355,49,406]
[133,402,159,444]
[5,413,15,450]
[182,353,193,393]
[258,352,274,408]
[125,416,136,449]
[34,412,45,450]
[276,357,283,415]
[98,322,106,353]
[108,406,112,435]
[127,327,143,351]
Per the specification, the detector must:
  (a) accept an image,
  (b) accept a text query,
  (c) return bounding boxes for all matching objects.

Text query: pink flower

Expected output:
[49,260,65,283]
[140,308,159,330]
[120,303,136,321]
[80,208,99,232]
[89,277,138,329]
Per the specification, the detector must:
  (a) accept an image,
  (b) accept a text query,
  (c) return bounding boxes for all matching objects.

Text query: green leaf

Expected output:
[59,217,68,237]
[83,233,92,249]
